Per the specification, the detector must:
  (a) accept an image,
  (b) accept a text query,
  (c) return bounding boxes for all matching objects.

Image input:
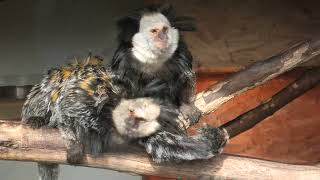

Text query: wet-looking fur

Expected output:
[22,56,118,162]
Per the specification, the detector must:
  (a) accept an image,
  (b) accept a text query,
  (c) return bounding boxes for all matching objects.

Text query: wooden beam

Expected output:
[181,39,320,128]
[221,68,320,138]
[192,39,320,115]
[0,121,319,179]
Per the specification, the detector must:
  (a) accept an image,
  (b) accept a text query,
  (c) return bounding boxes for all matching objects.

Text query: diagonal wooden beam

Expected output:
[221,67,320,138]
[192,39,320,115]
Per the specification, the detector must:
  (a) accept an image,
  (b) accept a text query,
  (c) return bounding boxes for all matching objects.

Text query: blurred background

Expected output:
[0,0,144,86]
[0,0,143,179]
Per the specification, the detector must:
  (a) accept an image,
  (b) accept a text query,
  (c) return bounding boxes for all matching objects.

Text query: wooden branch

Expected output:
[0,121,319,179]
[192,39,320,116]
[221,68,320,138]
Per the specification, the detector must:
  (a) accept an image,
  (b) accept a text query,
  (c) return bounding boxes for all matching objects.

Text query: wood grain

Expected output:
[0,121,319,179]
[221,68,320,138]
[193,39,320,115]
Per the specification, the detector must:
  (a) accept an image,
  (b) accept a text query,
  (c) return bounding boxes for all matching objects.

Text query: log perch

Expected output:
[0,120,320,179]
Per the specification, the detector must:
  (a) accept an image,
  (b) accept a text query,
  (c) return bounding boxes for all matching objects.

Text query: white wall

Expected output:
[0,0,143,86]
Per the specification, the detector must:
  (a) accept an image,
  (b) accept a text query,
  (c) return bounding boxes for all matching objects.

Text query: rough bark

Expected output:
[192,39,320,116]
[0,122,319,179]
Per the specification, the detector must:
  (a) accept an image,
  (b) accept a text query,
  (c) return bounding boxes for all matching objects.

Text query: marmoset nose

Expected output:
[129,110,146,123]
[158,31,167,40]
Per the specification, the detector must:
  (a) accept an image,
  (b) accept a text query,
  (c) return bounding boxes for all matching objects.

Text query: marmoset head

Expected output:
[132,12,179,64]
[116,4,196,65]
[112,97,161,138]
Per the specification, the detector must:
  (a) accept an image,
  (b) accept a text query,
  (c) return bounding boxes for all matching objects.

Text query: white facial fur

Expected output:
[132,12,179,72]
[112,98,161,138]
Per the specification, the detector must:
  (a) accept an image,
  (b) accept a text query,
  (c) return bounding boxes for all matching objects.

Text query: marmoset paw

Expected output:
[179,103,202,126]
[197,126,228,154]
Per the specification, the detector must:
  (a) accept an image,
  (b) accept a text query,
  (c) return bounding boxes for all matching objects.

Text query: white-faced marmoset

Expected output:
[111,4,227,163]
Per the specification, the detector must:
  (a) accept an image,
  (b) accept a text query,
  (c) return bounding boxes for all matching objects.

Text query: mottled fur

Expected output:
[22,56,121,180]
[22,56,117,162]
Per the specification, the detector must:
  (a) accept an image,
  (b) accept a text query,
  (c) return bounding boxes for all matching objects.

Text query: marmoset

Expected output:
[111,4,196,107]
[22,56,117,162]
[110,4,227,162]
[22,56,120,180]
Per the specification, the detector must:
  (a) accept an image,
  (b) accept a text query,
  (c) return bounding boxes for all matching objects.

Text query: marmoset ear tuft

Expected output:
[116,15,140,43]
[151,3,197,32]
[172,16,197,31]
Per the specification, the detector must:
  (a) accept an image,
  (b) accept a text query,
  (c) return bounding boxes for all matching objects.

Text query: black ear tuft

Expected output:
[158,3,176,19]
[115,3,196,44]
[116,15,140,43]
[172,16,197,31]
[149,3,197,32]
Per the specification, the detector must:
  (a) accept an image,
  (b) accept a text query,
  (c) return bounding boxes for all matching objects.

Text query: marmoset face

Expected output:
[112,97,161,138]
[132,12,179,64]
